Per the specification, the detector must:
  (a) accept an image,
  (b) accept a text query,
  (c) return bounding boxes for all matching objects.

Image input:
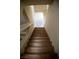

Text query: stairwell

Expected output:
[21,28,58,59]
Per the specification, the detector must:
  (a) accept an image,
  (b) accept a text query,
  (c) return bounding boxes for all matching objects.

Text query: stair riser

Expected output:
[21,28,56,59]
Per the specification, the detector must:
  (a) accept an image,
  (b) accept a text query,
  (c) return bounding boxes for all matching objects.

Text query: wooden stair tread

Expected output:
[21,28,57,59]
[21,54,51,59]
[30,39,50,42]
[32,35,48,37]
[31,37,49,39]
[25,47,53,53]
[29,42,52,47]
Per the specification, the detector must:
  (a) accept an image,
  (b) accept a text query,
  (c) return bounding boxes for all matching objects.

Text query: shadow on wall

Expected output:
[45,0,59,54]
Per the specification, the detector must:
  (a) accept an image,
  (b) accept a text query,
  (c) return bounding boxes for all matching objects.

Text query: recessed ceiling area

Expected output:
[32,5,48,27]
[27,5,47,27]
[34,5,48,12]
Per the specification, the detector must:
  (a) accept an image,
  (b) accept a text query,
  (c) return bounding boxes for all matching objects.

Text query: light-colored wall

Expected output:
[20,5,35,54]
[45,0,59,53]
[20,3,29,25]
[24,6,35,25]
[20,24,34,54]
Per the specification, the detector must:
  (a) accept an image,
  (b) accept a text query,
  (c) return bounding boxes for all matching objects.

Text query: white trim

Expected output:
[20,25,34,55]
[20,23,32,32]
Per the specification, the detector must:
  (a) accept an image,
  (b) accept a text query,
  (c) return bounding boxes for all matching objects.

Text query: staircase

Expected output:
[21,28,58,59]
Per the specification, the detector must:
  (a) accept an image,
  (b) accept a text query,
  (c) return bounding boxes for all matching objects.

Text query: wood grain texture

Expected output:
[21,28,58,59]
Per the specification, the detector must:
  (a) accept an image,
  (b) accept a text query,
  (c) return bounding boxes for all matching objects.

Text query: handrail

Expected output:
[20,23,34,54]
[20,23,32,32]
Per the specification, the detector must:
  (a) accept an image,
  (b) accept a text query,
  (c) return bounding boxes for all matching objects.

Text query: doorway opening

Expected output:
[34,12,45,27]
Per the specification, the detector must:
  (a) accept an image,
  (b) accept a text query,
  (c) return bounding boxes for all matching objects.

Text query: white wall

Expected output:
[25,6,35,25]
[45,0,59,53]
[20,5,35,54]
[20,3,29,25]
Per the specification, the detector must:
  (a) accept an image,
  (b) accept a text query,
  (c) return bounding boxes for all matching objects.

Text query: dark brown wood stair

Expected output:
[21,27,58,59]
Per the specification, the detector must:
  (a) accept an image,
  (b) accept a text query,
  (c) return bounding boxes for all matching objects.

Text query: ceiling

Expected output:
[34,5,47,12]
[21,0,54,5]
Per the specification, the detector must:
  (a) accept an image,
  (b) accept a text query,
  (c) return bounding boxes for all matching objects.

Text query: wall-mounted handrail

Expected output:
[20,23,32,32]
[20,23,34,54]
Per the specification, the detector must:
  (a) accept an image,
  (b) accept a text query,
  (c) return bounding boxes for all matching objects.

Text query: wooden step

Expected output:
[32,34,48,37]
[30,40,50,43]
[31,37,49,41]
[32,30,47,33]
[30,39,50,42]
[32,28,48,37]
[21,54,51,59]
[25,47,53,53]
[31,37,49,39]
[32,32,47,34]
[30,38,50,42]
[20,28,57,59]
[29,42,52,47]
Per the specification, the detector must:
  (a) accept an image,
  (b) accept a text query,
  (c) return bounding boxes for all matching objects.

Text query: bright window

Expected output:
[34,12,45,27]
